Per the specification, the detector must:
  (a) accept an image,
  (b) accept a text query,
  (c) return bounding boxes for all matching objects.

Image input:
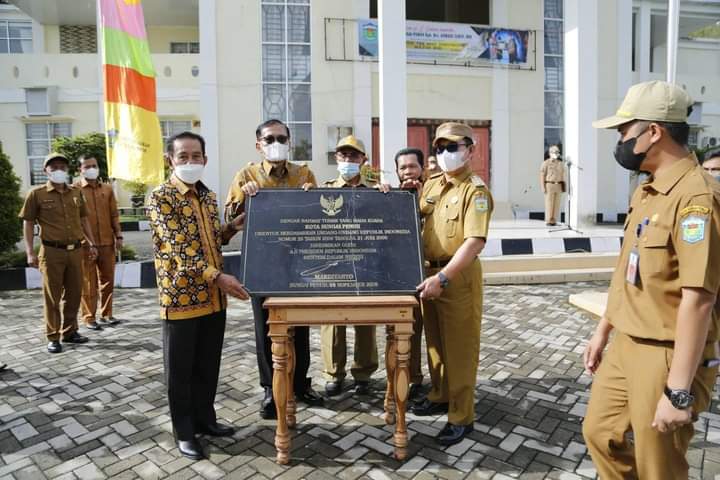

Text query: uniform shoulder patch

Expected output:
[679,205,710,218]
[470,175,486,188]
[681,215,706,244]
[474,192,489,212]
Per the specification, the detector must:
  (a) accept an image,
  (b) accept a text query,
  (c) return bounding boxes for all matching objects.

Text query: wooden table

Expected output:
[263,295,418,465]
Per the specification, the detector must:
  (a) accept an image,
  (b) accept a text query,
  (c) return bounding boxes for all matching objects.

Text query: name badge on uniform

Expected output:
[475,195,488,212]
[626,248,639,285]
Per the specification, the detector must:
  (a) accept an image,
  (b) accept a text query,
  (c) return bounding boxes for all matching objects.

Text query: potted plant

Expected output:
[121,180,148,208]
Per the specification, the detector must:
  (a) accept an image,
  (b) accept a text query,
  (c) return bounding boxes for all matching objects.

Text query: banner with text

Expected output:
[358,19,532,68]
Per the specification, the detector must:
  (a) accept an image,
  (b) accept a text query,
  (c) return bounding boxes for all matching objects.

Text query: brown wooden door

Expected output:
[407,126,430,165]
[469,127,490,183]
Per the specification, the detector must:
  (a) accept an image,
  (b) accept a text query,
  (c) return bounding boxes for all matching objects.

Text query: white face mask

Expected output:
[337,161,361,181]
[437,150,467,172]
[263,142,290,162]
[82,168,99,180]
[47,169,68,184]
[174,163,205,184]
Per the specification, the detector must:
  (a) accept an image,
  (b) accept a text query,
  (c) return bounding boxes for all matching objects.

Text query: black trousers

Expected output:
[252,296,311,394]
[163,310,226,440]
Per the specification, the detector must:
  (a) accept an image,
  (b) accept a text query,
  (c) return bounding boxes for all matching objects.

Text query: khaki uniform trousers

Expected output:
[81,245,116,323]
[410,307,424,385]
[544,183,563,224]
[422,259,483,425]
[320,325,378,382]
[583,332,717,480]
[39,245,83,341]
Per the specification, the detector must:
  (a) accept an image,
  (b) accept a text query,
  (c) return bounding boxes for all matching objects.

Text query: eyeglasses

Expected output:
[336,150,363,159]
[261,135,289,145]
[435,143,469,154]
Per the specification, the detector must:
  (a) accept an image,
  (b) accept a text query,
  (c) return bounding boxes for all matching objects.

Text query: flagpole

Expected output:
[666,0,680,84]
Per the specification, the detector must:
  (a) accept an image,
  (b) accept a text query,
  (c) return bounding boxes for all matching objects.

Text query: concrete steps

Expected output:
[481,252,618,285]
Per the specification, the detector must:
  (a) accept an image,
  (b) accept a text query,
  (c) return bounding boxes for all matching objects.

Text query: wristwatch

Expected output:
[664,386,694,410]
[437,271,449,289]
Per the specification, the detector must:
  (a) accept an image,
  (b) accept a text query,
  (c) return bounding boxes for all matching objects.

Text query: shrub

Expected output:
[0,142,23,255]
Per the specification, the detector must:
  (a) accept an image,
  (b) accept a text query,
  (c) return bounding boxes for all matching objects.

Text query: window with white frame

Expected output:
[261,0,312,162]
[170,42,200,54]
[26,122,72,185]
[543,0,563,150]
[0,20,33,53]
[160,120,193,147]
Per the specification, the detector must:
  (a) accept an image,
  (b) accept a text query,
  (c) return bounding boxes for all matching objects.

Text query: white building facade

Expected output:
[1,0,719,220]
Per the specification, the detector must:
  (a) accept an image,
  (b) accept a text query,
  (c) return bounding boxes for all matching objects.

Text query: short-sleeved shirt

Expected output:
[19,182,87,243]
[224,159,317,221]
[540,159,565,183]
[605,153,720,342]
[75,179,120,246]
[419,168,494,262]
[322,176,376,189]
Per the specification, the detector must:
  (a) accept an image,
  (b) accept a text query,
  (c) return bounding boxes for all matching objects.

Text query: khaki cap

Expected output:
[593,81,693,129]
[433,122,474,146]
[43,152,69,168]
[336,135,366,155]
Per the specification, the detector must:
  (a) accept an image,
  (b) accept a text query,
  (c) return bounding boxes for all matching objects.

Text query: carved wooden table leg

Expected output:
[384,325,397,425]
[286,327,297,429]
[392,323,412,461]
[269,320,291,465]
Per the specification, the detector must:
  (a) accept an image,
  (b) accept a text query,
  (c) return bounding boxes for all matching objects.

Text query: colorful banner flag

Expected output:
[99,0,164,185]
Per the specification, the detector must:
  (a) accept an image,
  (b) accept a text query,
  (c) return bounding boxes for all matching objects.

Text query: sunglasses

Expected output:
[261,135,289,145]
[435,143,469,154]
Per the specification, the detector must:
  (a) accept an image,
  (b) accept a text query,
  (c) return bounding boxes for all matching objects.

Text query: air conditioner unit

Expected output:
[25,87,58,116]
[702,136,718,148]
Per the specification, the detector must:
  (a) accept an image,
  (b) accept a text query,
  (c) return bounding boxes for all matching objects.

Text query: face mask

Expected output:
[550,151,560,160]
[47,169,68,184]
[174,163,204,184]
[263,142,290,162]
[437,150,467,172]
[713,174,720,182]
[82,168,99,180]
[337,161,361,180]
[614,129,652,172]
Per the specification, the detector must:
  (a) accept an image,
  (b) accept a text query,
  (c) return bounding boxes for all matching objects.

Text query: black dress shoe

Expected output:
[177,437,205,460]
[354,380,370,395]
[0,363,6,372]
[296,386,324,406]
[196,422,235,437]
[325,380,344,397]
[409,383,424,403]
[86,322,102,331]
[47,341,62,354]
[100,316,120,326]
[436,423,473,446]
[411,398,449,416]
[62,331,89,344]
[260,388,277,420]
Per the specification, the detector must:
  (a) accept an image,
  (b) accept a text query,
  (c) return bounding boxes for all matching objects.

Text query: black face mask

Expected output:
[613,128,653,171]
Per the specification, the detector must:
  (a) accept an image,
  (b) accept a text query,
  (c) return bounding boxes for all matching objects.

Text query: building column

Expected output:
[564,0,599,230]
[615,0,633,218]
[489,0,511,209]
[377,0,406,186]
[352,0,372,156]
[638,0,651,80]
[199,0,221,194]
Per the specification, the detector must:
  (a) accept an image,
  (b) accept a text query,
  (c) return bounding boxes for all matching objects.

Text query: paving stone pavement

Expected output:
[1,282,719,479]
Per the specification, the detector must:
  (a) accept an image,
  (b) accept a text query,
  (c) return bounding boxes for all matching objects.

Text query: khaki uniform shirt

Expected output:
[224,160,317,221]
[148,175,228,320]
[605,154,720,342]
[419,169,494,261]
[75,179,121,246]
[19,182,87,243]
[323,175,376,189]
[541,159,565,183]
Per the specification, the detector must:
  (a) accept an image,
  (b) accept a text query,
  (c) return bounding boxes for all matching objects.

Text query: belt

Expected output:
[424,258,451,269]
[545,181,562,184]
[629,335,674,347]
[42,239,82,251]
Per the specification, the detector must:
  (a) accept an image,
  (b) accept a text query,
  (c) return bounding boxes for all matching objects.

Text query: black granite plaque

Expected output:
[241,188,424,296]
